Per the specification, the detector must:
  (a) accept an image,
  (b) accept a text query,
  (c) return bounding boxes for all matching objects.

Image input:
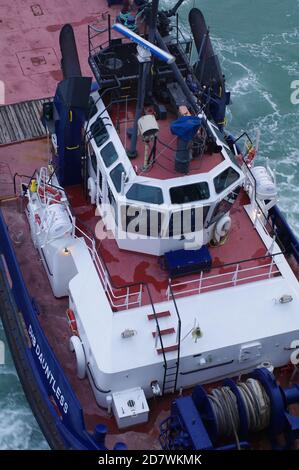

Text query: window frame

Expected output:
[169,181,210,205]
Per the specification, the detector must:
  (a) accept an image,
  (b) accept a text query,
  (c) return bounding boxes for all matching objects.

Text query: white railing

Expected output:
[166,256,278,300]
[29,168,143,311]
[74,224,143,311]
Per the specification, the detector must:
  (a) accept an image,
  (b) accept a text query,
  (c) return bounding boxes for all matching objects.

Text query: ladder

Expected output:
[147,284,182,395]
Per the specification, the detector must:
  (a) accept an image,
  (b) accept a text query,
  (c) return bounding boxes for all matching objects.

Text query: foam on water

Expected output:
[0,322,49,449]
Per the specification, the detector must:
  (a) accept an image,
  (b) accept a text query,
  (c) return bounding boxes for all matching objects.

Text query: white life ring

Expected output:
[88,177,96,204]
[214,215,232,244]
[69,335,86,379]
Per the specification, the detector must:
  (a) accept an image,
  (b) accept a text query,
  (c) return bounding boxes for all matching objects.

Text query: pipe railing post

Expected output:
[138,283,142,306]
[232,263,239,286]
[268,256,274,278]
[198,270,203,294]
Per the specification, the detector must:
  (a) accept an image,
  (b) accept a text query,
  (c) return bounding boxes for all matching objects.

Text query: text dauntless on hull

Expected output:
[1,0,299,451]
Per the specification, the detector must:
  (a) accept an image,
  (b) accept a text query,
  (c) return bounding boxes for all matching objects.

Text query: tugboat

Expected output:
[1,0,299,450]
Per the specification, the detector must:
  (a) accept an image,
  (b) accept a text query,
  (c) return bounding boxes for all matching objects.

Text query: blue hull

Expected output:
[0,208,104,450]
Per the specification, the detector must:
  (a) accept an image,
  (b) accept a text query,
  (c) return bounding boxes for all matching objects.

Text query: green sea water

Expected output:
[0,0,298,450]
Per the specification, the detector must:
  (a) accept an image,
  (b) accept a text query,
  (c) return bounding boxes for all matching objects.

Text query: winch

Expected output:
[159,367,299,450]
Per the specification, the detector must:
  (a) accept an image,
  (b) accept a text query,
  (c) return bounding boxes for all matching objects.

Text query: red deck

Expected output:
[109,103,224,179]
[65,183,280,307]
[0,0,120,105]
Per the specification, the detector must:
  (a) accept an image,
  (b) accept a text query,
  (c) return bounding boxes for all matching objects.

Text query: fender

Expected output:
[214,215,232,244]
[69,335,86,380]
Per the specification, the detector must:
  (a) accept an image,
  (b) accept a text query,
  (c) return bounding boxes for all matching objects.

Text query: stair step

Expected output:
[152,327,175,338]
[148,310,171,321]
[157,344,178,354]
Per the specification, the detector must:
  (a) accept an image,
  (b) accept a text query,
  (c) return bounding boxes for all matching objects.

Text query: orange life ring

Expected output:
[66,308,78,335]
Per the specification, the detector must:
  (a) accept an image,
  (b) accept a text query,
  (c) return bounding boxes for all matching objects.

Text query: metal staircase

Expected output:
[147,284,182,395]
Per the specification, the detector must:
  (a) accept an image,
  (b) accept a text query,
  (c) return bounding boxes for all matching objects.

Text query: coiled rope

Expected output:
[208,378,271,448]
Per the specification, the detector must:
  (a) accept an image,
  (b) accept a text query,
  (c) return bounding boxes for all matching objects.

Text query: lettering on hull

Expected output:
[28,324,69,414]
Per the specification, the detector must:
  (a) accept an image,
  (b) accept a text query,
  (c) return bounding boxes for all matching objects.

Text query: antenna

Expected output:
[112,23,175,158]
[112,24,175,64]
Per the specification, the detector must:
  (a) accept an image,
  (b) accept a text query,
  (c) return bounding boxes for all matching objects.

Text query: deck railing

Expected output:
[166,253,280,300]
[74,222,172,376]
[74,224,143,311]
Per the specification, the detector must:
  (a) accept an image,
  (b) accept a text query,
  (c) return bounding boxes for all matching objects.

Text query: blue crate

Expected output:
[164,245,212,278]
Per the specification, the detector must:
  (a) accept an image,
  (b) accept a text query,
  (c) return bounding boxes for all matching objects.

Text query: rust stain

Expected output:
[133,261,167,293]
[99,242,120,264]
[50,69,63,81]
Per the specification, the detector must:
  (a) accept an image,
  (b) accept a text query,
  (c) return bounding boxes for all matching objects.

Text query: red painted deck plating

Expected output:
[0,0,119,105]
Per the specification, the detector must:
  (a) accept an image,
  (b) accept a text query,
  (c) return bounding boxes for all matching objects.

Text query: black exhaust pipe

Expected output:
[189,8,230,129]
[59,24,82,79]
[188,8,224,92]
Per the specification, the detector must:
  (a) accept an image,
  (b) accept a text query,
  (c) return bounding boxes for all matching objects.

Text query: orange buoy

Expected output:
[66,308,78,335]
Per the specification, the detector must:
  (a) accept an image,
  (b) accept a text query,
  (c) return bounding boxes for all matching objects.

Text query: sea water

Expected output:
[0,0,298,450]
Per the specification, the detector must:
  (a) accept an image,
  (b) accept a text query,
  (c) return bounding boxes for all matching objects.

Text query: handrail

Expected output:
[168,254,279,298]
[164,283,182,393]
[74,224,142,309]
[73,219,169,374]
[233,136,285,250]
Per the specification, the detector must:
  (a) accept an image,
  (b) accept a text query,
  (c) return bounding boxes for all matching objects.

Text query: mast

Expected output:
[127,0,160,158]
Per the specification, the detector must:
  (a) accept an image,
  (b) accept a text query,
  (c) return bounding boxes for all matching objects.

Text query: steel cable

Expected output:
[208,378,271,442]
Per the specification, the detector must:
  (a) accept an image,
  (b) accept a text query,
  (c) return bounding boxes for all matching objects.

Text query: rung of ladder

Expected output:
[157,344,178,354]
[152,327,175,338]
[147,310,171,321]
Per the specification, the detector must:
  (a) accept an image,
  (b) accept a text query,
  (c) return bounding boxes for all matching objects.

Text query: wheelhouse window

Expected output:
[209,187,241,225]
[126,184,164,205]
[214,167,239,194]
[89,144,97,174]
[121,205,163,237]
[108,186,118,225]
[110,163,125,193]
[98,169,103,191]
[100,141,118,168]
[90,117,109,147]
[170,182,210,204]
[165,206,210,237]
